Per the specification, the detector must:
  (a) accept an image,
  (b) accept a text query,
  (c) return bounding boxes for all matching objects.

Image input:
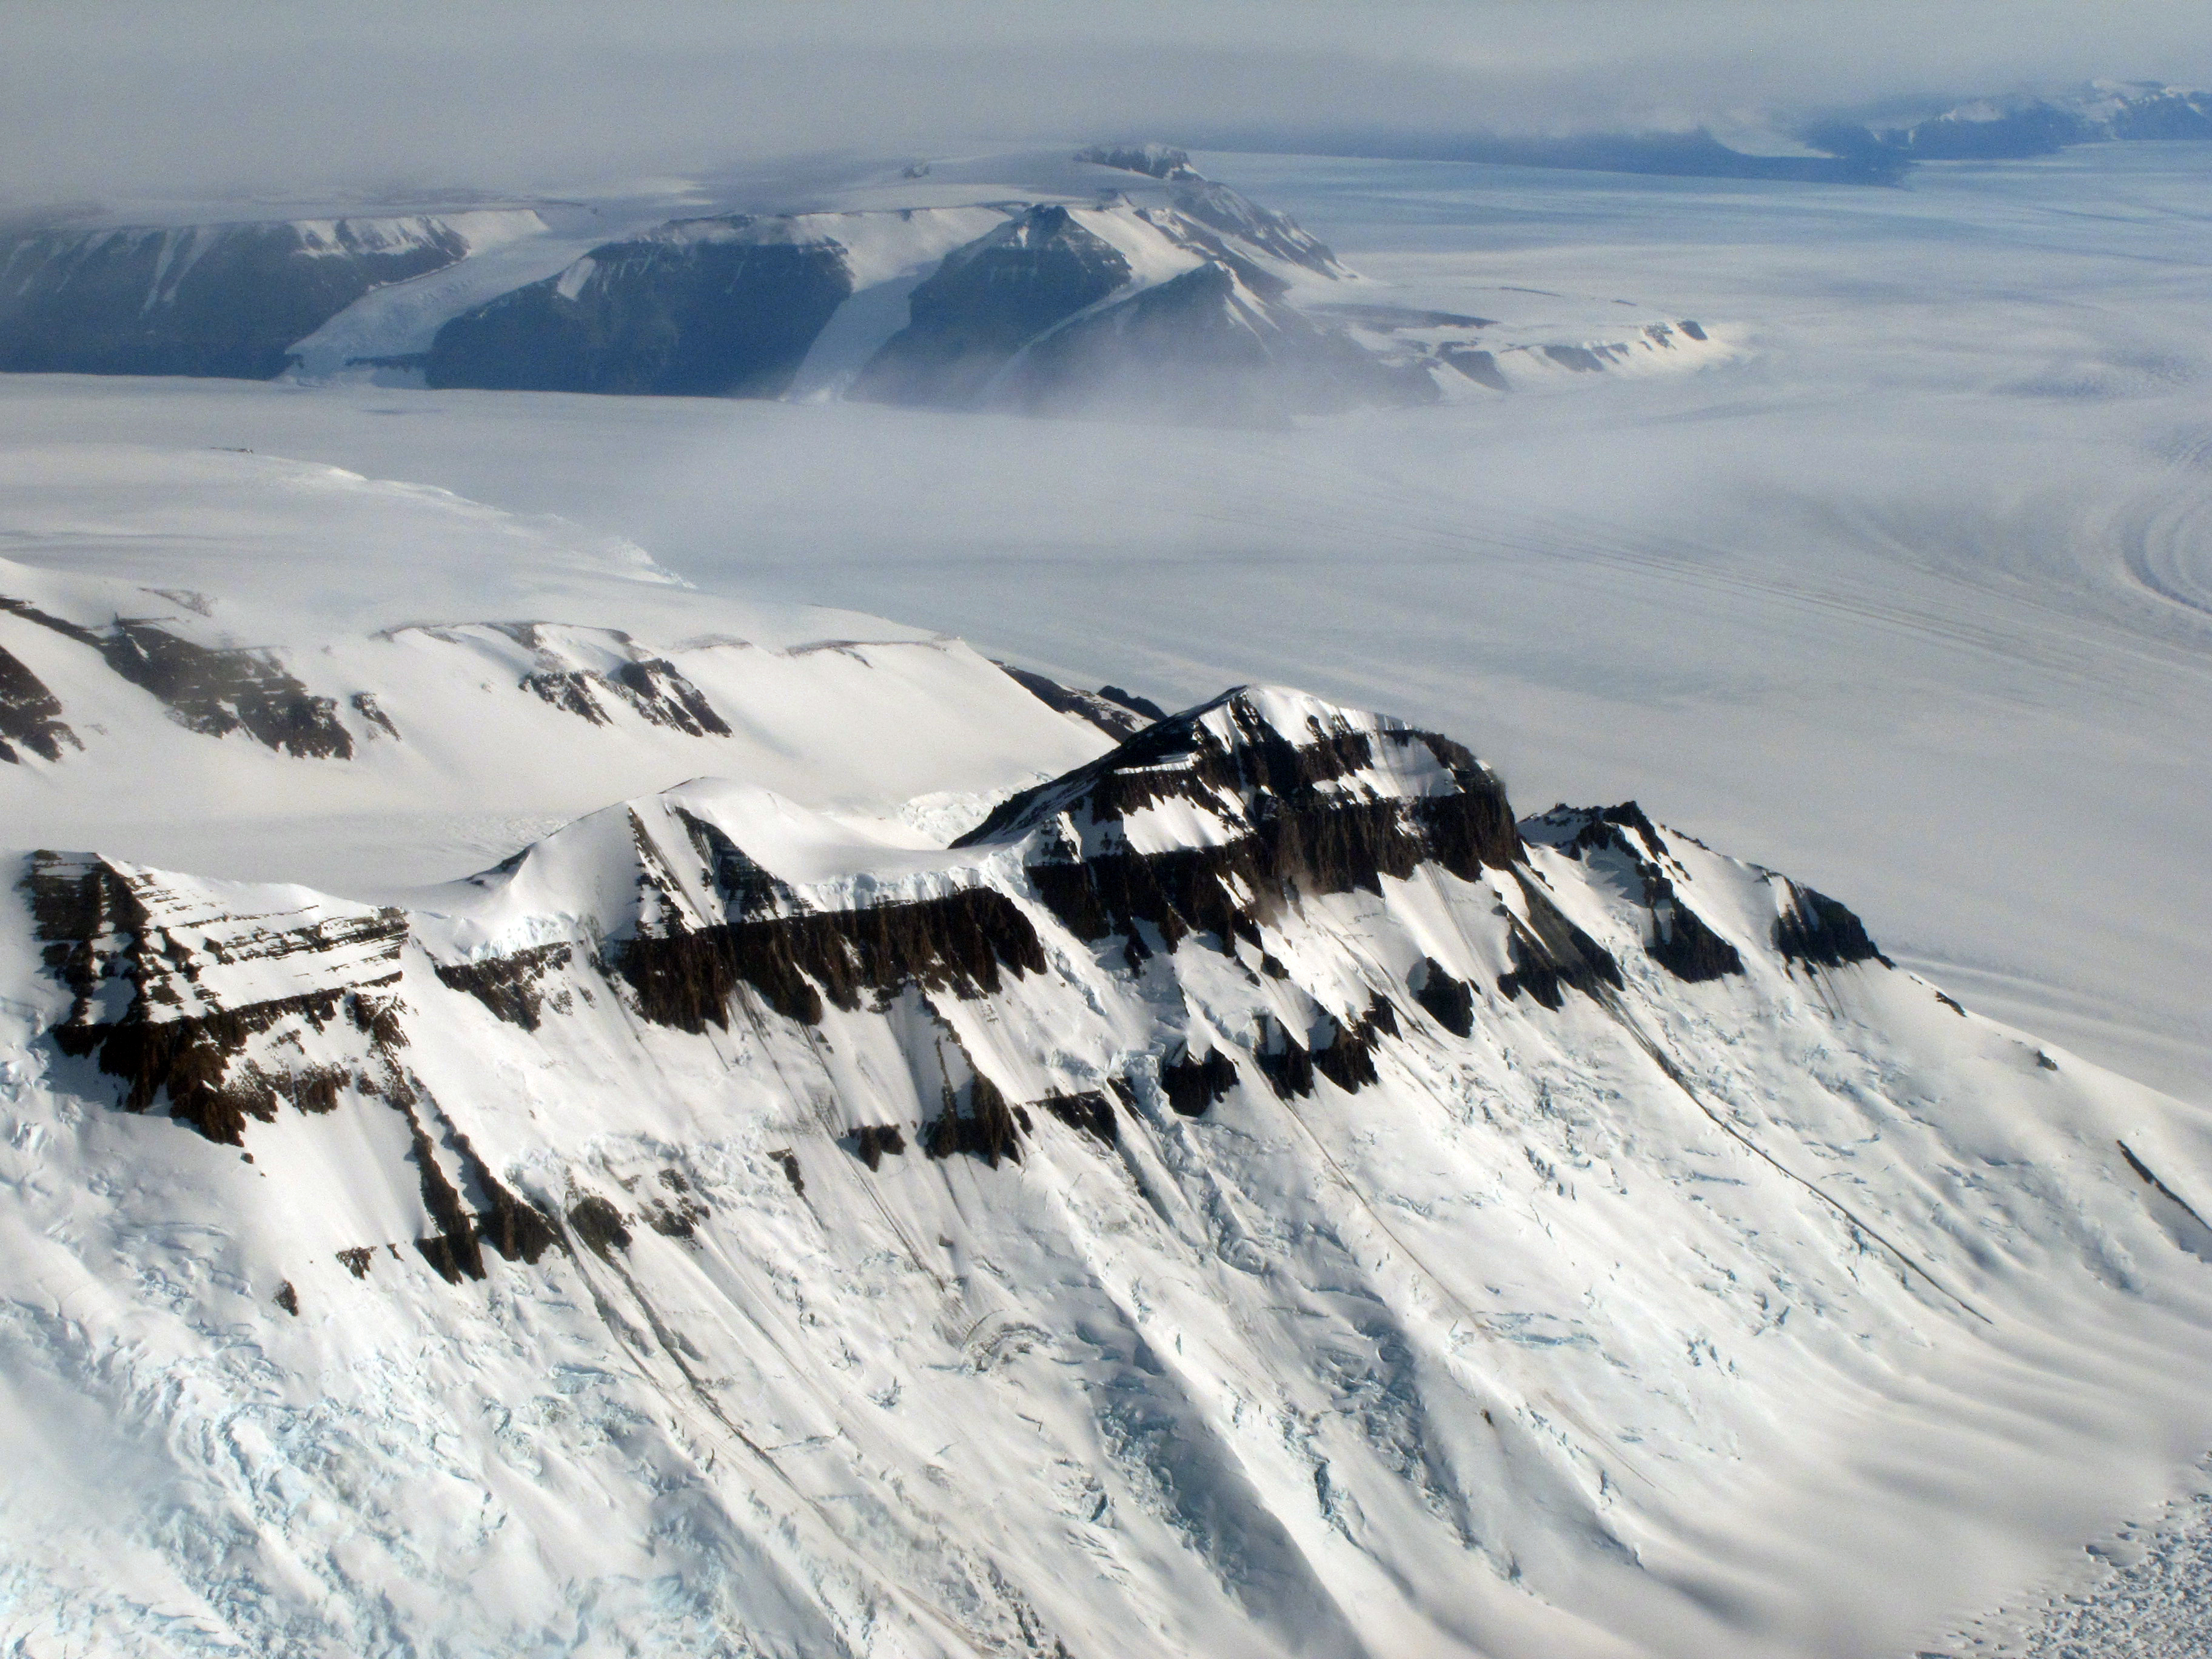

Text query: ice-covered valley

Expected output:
[4,139,2212,1657]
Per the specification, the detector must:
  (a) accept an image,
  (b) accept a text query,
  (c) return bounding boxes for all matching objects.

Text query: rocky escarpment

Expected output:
[426,218,855,397]
[422,174,1418,421]
[2,591,352,759]
[16,684,1899,1171]
[851,206,1136,407]
[0,643,76,763]
[0,213,530,380]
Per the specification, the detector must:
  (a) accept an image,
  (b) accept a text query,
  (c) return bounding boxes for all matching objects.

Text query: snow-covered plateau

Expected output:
[3,139,2212,1655]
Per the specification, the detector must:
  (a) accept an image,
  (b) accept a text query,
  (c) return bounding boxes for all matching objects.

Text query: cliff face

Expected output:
[421,187,1389,421]
[0,212,537,379]
[0,161,1721,418]
[424,218,859,397]
[849,206,1137,407]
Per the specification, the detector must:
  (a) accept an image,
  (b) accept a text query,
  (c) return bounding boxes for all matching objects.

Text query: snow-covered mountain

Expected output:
[1803,79,2212,161]
[6,460,2212,1654]
[0,210,545,380]
[414,156,1499,422]
[0,151,1724,421]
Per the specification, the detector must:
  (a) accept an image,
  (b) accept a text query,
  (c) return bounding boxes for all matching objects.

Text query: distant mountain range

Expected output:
[0,149,1723,421]
[1801,79,2212,161]
[1199,79,2212,186]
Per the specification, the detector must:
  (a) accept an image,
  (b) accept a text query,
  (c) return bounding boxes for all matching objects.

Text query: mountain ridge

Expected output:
[7,668,2209,1656]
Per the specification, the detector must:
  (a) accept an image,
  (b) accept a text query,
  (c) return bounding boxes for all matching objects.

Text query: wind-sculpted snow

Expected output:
[7,682,2212,1657]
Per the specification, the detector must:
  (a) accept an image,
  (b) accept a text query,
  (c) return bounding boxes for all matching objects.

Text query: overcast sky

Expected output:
[9,1,2212,203]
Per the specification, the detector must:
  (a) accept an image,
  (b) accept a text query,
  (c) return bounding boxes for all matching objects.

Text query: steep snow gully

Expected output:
[7,669,2212,1657]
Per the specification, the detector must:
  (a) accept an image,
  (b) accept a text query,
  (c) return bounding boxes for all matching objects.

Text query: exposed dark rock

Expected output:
[1773,880,1891,970]
[642,1168,708,1236]
[349,691,400,740]
[853,206,1132,408]
[618,886,1048,1033]
[671,808,802,919]
[1647,900,1744,984]
[1074,143,1193,179]
[1409,957,1475,1037]
[1678,320,1708,341]
[0,644,76,763]
[568,1195,632,1259]
[521,654,730,736]
[1160,1046,1239,1116]
[848,1124,909,1170]
[1253,1014,1315,1099]
[0,216,474,380]
[427,223,852,396]
[101,620,352,757]
[2,599,351,759]
[24,850,409,1142]
[1438,345,1509,392]
[1935,990,1966,1016]
[429,1123,565,1267]
[1496,874,1625,1010]
[274,1281,299,1316]
[434,943,574,1031]
[0,595,99,648]
[1000,664,1158,738]
[925,1071,1026,1167]
[1310,1001,1390,1093]
[336,1247,375,1279]
[1040,1091,1119,1145]
[401,1098,486,1285]
[1097,685,1168,722]
[961,696,1520,967]
[50,987,357,1144]
[1524,803,1741,984]
[769,1148,806,1195]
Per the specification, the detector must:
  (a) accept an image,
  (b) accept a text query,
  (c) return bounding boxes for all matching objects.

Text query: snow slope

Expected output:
[0,210,546,380]
[8,675,2212,1658]
[0,444,1113,895]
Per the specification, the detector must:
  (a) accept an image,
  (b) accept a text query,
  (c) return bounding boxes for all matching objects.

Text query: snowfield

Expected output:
[2,140,2212,1655]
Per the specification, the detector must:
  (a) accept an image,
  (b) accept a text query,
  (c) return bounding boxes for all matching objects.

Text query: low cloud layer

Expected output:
[9,1,2212,203]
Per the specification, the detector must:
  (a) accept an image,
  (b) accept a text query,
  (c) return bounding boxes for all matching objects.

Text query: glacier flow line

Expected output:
[568,976,1027,1658]
[1600,996,1993,1327]
[563,1238,1001,1659]
[1219,931,1658,1493]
